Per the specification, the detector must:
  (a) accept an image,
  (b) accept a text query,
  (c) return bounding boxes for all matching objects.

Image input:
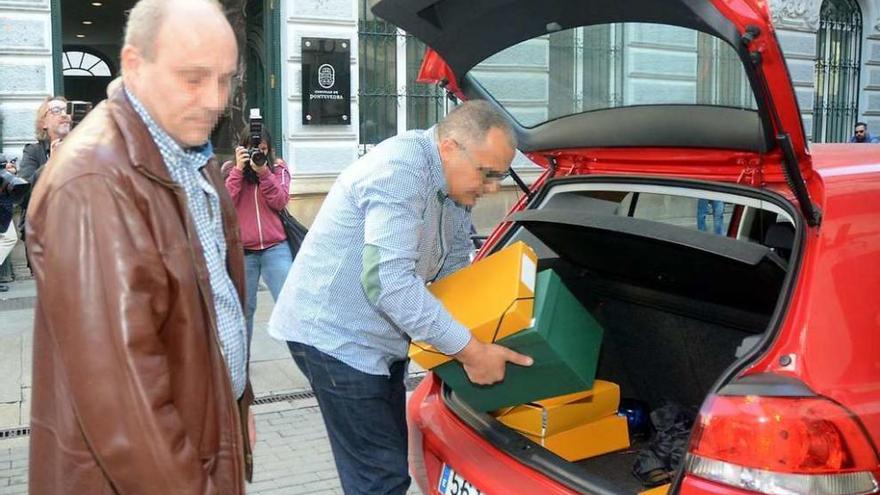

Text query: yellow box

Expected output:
[524,414,630,462]
[409,241,537,369]
[640,485,670,495]
[493,380,620,437]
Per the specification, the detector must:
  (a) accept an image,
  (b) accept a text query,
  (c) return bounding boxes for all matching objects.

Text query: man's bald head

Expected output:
[120,0,238,147]
[124,0,228,61]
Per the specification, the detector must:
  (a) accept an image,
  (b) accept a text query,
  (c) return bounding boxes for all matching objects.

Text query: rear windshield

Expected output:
[470,23,758,128]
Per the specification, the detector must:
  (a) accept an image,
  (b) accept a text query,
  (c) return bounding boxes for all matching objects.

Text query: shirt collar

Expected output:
[124,87,214,169]
[428,126,449,198]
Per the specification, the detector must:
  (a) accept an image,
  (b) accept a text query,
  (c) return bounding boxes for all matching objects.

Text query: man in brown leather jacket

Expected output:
[25,0,255,492]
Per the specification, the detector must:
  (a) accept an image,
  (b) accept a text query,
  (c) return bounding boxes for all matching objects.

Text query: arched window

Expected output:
[813,0,863,143]
[62,50,112,77]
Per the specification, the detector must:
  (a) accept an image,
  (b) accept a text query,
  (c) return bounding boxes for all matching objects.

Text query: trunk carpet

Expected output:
[574,440,652,494]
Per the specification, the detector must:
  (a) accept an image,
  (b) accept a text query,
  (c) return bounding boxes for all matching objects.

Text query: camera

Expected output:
[247,108,267,167]
[66,100,93,129]
[0,169,29,205]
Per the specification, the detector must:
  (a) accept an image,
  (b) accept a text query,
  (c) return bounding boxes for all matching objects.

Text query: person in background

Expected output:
[16,96,70,268]
[223,127,292,342]
[697,198,725,235]
[19,96,70,203]
[0,154,19,292]
[849,122,879,143]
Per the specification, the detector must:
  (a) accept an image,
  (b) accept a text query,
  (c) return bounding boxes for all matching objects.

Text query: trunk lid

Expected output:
[373,0,821,225]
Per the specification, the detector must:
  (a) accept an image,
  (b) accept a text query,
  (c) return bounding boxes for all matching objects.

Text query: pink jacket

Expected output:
[224,159,291,250]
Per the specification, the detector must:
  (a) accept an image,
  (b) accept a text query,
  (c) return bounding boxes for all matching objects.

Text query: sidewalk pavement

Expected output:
[0,276,424,494]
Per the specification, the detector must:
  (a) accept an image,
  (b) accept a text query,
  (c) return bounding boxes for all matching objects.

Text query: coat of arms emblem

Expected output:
[318,64,335,89]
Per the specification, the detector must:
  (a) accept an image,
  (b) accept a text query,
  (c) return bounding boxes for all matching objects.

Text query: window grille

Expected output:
[358,0,447,154]
[62,50,112,77]
[813,0,863,143]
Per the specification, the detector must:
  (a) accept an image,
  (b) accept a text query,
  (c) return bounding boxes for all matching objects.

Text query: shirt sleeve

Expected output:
[258,160,291,211]
[357,165,472,356]
[18,143,43,183]
[224,163,244,202]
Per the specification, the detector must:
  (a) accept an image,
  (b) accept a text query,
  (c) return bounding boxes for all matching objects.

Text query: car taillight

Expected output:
[687,394,880,495]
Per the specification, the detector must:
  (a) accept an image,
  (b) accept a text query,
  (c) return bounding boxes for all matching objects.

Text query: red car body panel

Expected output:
[738,144,880,449]
[411,143,880,493]
[403,0,880,492]
[408,373,581,495]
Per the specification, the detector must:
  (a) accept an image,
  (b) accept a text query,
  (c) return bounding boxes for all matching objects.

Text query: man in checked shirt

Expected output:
[269,100,533,495]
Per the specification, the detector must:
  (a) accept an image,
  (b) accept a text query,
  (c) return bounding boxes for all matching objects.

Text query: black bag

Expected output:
[278,209,308,259]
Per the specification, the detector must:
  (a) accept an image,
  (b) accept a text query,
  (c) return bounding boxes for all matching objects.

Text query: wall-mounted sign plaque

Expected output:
[302,37,351,125]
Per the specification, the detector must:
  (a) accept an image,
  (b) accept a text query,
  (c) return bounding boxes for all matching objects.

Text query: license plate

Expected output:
[438,464,482,495]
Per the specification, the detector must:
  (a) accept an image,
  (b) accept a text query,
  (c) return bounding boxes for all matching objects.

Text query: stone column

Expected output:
[0,0,55,159]
[283,0,359,198]
[769,0,823,138]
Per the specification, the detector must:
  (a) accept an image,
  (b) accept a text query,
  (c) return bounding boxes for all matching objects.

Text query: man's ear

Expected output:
[120,45,142,82]
[438,136,458,162]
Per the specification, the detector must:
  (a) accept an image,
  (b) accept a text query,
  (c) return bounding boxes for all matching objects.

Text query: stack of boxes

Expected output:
[493,381,629,461]
[410,241,630,462]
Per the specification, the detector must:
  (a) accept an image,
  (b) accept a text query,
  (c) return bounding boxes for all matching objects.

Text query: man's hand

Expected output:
[454,337,533,385]
[248,408,256,451]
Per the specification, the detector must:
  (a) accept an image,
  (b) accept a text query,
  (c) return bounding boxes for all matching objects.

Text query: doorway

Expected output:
[50,0,282,155]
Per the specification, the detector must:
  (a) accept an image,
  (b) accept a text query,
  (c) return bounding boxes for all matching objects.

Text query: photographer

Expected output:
[1,154,28,292]
[224,126,292,342]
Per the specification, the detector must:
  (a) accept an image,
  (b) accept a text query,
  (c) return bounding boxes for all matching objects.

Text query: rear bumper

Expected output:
[407,373,580,495]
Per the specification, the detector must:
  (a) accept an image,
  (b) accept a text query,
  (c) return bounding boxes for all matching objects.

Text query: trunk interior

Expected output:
[450,181,797,493]
[567,267,765,493]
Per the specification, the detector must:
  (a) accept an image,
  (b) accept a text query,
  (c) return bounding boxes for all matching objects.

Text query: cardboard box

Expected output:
[409,241,537,369]
[493,381,620,437]
[434,269,604,412]
[525,414,630,462]
[640,485,670,495]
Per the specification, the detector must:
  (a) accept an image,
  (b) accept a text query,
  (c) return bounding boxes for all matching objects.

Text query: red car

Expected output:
[374,0,880,494]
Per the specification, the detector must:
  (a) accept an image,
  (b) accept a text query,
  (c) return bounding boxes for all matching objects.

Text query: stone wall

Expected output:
[0,0,54,159]
[282,0,360,195]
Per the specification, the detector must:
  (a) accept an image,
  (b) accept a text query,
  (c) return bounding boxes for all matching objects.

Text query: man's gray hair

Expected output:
[124,0,225,60]
[437,100,517,149]
[34,96,67,141]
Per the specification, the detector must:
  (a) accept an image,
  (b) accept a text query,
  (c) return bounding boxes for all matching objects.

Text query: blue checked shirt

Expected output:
[268,128,474,375]
[127,89,248,398]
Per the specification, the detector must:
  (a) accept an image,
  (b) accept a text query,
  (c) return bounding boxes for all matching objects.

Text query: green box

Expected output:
[434,269,604,412]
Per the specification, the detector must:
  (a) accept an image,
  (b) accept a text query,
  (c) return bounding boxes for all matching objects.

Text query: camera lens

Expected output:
[250,149,267,167]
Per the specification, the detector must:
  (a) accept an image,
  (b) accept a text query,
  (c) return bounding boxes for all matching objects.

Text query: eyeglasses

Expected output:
[46,106,68,116]
[454,141,511,184]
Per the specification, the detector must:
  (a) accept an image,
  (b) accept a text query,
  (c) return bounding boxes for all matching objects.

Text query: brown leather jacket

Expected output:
[26,79,253,494]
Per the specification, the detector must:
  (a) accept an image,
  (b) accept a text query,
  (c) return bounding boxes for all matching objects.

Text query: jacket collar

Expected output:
[105,78,178,186]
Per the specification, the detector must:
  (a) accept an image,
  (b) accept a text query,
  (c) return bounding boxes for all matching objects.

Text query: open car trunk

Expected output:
[441,177,800,494]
